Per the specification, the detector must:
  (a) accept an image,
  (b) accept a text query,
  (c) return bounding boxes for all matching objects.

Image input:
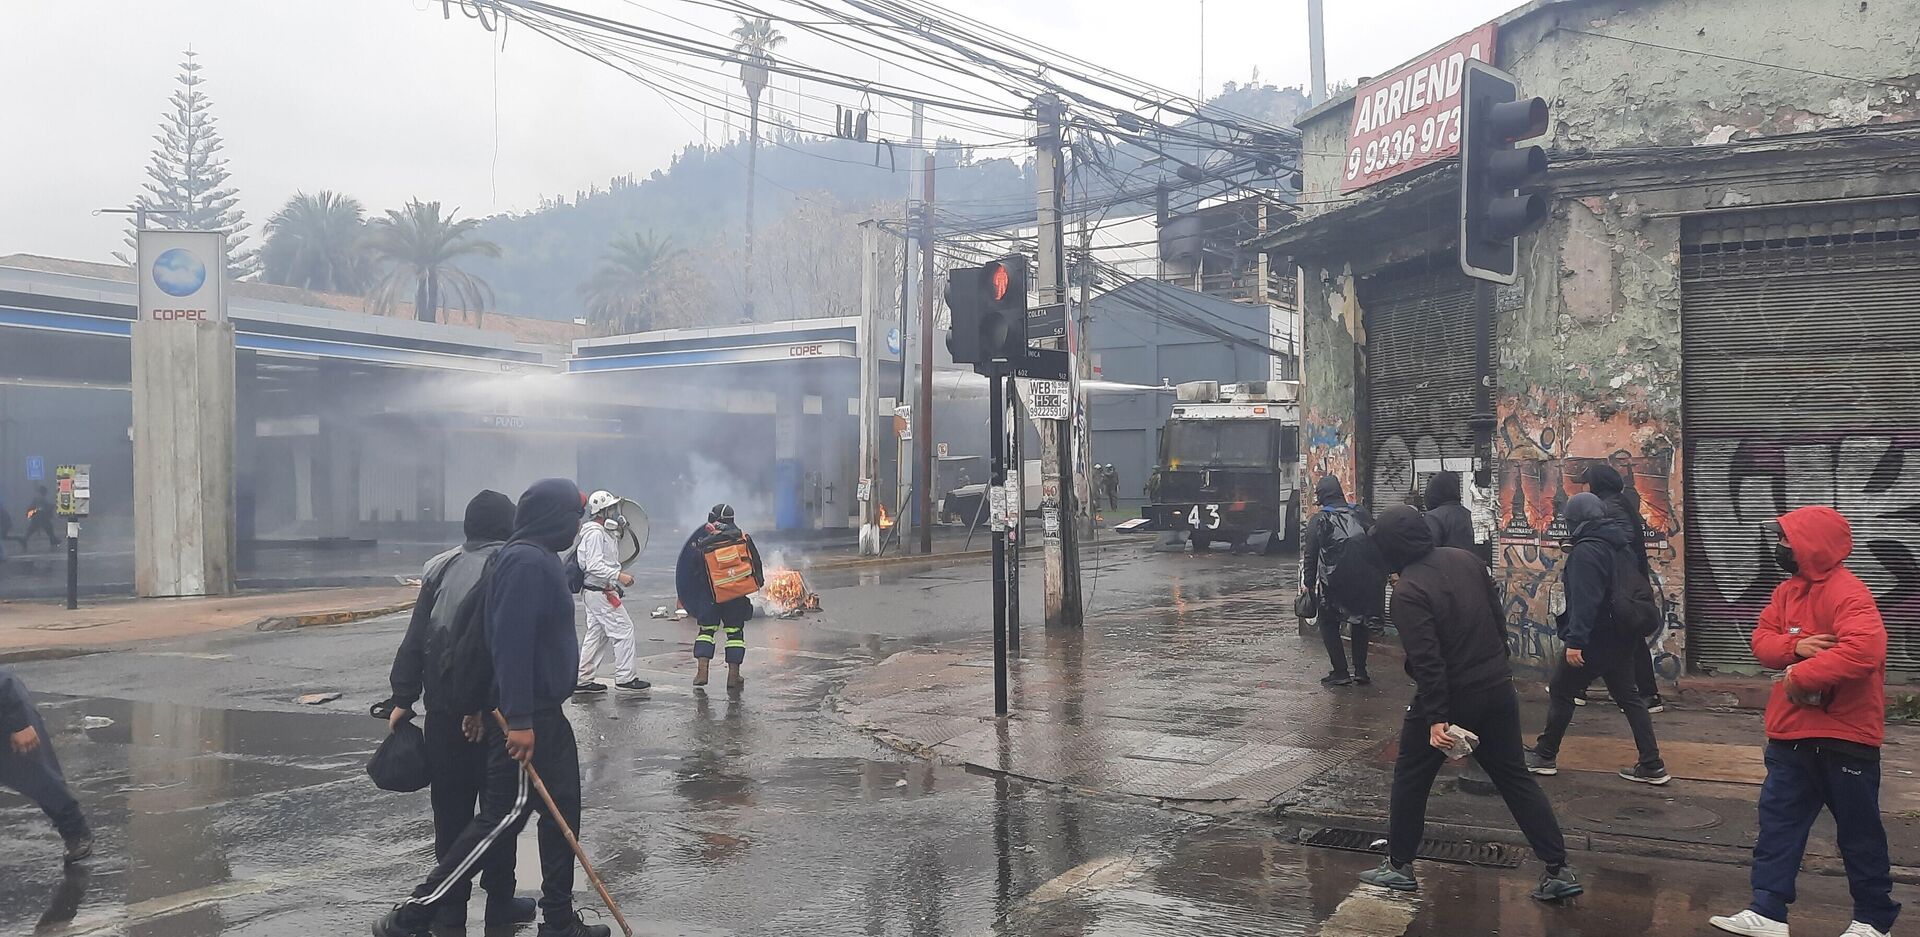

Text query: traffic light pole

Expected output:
[1033,93,1083,629]
[988,364,1010,717]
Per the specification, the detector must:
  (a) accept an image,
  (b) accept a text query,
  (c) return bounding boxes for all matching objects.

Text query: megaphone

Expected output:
[612,497,649,569]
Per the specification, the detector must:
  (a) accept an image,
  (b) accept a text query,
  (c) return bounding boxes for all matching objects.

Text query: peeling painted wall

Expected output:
[1493,195,1688,675]
[1501,0,1920,151]
[1300,264,1360,503]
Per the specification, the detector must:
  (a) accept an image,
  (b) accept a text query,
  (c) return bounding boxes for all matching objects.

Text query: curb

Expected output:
[807,548,993,572]
[252,601,416,632]
[1275,806,1920,884]
[0,646,101,665]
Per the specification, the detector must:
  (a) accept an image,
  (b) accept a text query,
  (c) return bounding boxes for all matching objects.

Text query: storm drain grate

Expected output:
[1300,826,1520,869]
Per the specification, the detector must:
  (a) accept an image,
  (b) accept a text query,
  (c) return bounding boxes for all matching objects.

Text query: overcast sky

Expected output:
[0,0,1518,262]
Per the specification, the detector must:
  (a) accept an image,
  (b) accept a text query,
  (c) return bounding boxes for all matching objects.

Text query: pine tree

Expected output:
[124,51,258,279]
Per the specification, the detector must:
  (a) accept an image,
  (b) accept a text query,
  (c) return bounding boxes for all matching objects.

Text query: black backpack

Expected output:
[1607,544,1661,638]
[435,551,501,717]
[1316,509,1364,587]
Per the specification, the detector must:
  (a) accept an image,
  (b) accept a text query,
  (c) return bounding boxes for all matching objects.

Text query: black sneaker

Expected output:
[1352,671,1373,686]
[572,681,607,695]
[614,678,652,694]
[1531,864,1584,901]
[1525,749,1558,776]
[62,834,92,865]
[485,896,538,927]
[1320,672,1354,687]
[1644,695,1666,714]
[1358,859,1417,892]
[1620,763,1672,786]
[538,911,612,937]
[371,906,433,937]
[1571,691,1591,707]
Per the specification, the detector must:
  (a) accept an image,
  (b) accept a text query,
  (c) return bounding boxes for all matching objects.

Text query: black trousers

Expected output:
[0,712,88,842]
[1316,603,1368,677]
[424,711,517,921]
[23,515,58,549]
[1388,684,1567,869]
[1536,640,1664,770]
[397,708,580,928]
[1633,639,1659,698]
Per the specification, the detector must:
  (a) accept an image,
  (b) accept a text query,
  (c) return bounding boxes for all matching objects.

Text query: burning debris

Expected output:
[761,568,822,618]
[877,503,895,529]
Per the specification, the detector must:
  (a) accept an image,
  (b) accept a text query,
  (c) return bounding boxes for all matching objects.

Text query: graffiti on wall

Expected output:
[1493,390,1686,678]
[1689,433,1920,668]
[1304,407,1356,503]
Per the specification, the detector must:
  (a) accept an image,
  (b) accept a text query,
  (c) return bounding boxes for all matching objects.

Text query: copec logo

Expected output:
[152,248,208,298]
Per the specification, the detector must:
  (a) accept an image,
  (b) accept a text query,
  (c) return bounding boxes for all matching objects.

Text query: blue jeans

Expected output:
[1750,739,1900,933]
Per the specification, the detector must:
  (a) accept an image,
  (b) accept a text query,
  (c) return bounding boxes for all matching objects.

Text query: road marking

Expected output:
[1317,882,1420,936]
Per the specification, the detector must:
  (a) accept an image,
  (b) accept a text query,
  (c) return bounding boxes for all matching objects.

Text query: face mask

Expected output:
[1775,542,1799,575]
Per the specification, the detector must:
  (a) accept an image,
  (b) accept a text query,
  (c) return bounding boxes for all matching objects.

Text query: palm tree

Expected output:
[579,233,686,333]
[362,199,501,324]
[731,15,785,320]
[260,191,371,293]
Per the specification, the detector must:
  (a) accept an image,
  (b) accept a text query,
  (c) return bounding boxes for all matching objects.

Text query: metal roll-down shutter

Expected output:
[1361,264,1483,509]
[1681,197,1920,675]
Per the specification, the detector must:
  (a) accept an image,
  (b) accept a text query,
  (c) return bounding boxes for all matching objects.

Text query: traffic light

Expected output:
[1459,60,1549,284]
[944,256,1028,374]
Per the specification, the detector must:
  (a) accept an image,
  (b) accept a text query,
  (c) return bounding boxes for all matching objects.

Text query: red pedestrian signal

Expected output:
[991,263,1011,302]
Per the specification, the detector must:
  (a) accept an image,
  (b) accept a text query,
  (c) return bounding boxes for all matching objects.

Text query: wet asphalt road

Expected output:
[0,543,1871,936]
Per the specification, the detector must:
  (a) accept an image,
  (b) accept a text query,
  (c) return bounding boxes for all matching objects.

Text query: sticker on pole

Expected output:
[1042,503,1061,543]
[1024,379,1069,420]
[989,485,1009,532]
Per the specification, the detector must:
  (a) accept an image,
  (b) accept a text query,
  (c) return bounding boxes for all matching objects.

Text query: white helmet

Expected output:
[585,490,621,516]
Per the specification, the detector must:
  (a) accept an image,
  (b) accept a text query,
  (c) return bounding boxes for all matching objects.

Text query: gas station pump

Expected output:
[55,464,89,609]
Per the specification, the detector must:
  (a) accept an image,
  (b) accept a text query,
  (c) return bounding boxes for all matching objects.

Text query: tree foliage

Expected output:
[363,199,501,324]
[579,233,694,334]
[127,50,259,279]
[260,190,371,294]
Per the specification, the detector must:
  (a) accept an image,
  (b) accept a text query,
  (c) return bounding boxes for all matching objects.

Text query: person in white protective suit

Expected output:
[572,490,651,695]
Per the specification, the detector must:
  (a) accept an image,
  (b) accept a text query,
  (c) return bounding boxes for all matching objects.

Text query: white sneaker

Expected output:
[1842,922,1890,937]
[1710,910,1789,937]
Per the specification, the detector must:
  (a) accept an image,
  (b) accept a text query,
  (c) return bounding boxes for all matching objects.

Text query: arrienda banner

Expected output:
[1340,23,1498,192]
[136,229,227,324]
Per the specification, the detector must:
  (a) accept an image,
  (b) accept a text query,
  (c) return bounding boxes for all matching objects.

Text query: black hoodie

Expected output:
[1422,471,1475,550]
[490,478,584,730]
[1559,492,1631,651]
[1584,462,1650,575]
[388,490,516,712]
[1373,505,1513,725]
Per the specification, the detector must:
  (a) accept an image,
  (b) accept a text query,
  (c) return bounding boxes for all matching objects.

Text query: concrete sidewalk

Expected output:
[832,576,1920,871]
[0,586,416,660]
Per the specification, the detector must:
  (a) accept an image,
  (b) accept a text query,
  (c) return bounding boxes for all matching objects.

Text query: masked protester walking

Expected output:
[1,666,90,865]
[1576,463,1666,713]
[381,490,535,931]
[24,485,59,551]
[573,490,649,696]
[1524,493,1670,785]
[1710,506,1899,937]
[1357,505,1583,902]
[1301,476,1375,686]
[676,504,763,690]
[1422,471,1475,551]
[374,479,610,937]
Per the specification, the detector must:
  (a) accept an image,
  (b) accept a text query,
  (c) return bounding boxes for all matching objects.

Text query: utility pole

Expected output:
[1033,93,1083,629]
[857,221,881,555]
[1077,216,1096,538]
[917,151,936,555]
[1308,0,1328,106]
[898,103,924,551]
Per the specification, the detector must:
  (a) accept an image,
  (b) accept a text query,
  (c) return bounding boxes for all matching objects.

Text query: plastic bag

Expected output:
[367,719,431,793]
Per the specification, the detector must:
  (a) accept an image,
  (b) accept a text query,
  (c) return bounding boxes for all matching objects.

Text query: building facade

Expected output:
[1259,0,1920,677]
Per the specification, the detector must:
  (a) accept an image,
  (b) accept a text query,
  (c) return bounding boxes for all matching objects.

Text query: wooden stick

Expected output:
[491,710,634,937]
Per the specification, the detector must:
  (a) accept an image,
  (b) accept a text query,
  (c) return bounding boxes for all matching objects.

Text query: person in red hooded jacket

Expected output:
[1709,506,1899,937]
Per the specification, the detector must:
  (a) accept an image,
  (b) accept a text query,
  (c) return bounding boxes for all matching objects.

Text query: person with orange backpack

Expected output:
[675,503,763,689]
